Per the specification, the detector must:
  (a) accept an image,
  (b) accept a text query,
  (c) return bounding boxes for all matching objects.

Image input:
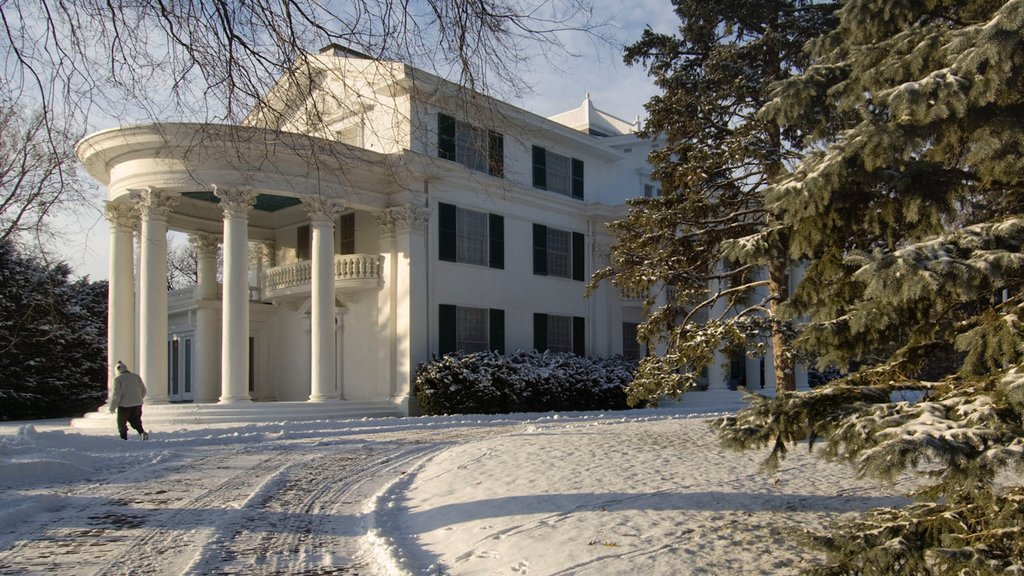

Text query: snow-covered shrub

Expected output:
[415,350,637,415]
[0,240,107,420]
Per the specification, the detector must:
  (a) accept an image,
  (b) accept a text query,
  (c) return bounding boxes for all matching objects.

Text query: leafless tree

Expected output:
[1,0,604,247]
[167,239,199,291]
[0,100,85,246]
[2,0,601,128]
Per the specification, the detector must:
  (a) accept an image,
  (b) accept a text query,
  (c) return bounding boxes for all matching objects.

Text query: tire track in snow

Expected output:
[0,424,522,575]
[0,449,296,575]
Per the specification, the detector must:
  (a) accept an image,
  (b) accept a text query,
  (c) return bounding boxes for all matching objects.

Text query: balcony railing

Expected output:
[263,254,384,299]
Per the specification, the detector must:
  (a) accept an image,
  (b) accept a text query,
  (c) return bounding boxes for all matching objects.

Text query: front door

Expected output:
[167,335,194,402]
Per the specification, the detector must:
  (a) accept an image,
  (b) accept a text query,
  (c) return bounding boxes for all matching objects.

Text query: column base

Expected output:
[307,395,340,403]
[218,396,252,404]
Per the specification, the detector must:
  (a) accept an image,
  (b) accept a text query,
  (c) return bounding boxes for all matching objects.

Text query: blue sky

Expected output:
[56,0,678,281]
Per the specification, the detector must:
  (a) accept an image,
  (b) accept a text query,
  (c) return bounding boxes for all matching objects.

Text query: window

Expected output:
[184,338,192,394]
[622,322,640,359]
[439,305,505,355]
[643,184,661,198]
[337,213,355,254]
[532,146,584,200]
[336,123,363,147]
[534,313,585,356]
[439,203,504,269]
[438,113,504,177]
[297,225,311,260]
[546,228,571,278]
[533,224,584,281]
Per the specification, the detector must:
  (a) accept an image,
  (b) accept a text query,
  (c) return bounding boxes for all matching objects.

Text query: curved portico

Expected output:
[76,123,424,418]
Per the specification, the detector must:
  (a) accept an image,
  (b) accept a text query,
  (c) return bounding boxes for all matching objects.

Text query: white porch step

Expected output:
[70,400,401,433]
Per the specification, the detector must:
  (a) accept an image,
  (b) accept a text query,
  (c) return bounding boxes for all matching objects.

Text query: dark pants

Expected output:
[116,405,146,440]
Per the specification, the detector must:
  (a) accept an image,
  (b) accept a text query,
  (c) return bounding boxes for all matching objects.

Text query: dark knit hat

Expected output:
[116,361,128,374]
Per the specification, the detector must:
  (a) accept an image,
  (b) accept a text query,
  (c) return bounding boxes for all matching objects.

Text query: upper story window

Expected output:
[532,146,583,200]
[439,202,504,269]
[438,113,504,177]
[337,212,355,254]
[297,225,311,260]
[298,214,356,261]
[532,224,584,281]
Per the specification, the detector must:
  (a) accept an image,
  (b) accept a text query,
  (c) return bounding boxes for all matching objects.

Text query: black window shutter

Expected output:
[533,223,547,276]
[490,309,505,354]
[534,313,548,352]
[439,304,457,355]
[439,202,457,262]
[488,131,504,177]
[573,316,586,356]
[489,214,504,269]
[438,114,456,161]
[571,158,585,200]
[532,146,547,189]
[572,231,585,281]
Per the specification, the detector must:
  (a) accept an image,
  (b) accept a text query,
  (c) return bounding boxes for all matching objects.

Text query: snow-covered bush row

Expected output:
[414,351,637,415]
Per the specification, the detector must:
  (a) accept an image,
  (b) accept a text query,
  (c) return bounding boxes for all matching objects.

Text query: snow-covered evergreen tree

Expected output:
[0,240,107,420]
[591,0,837,404]
[715,0,1024,572]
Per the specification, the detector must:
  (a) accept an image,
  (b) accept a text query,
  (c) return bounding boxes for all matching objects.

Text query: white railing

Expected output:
[168,286,198,308]
[621,287,647,301]
[167,284,245,310]
[263,254,384,297]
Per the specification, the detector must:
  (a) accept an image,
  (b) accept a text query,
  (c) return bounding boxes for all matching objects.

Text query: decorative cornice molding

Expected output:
[303,197,347,226]
[104,201,139,232]
[130,188,178,222]
[213,186,258,218]
[188,232,221,258]
[376,205,430,235]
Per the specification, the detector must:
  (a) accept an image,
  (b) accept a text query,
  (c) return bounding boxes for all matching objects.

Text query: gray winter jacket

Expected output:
[109,371,147,412]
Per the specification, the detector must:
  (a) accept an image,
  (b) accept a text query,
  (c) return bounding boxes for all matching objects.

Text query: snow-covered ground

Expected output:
[0,389,911,575]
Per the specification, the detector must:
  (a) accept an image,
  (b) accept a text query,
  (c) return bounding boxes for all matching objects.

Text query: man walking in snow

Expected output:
[109,361,149,440]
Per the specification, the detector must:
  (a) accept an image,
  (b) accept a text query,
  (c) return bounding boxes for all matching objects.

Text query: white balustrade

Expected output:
[263,254,383,298]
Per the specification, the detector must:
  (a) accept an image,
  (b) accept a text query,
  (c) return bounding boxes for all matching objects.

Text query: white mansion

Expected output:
[75,46,788,421]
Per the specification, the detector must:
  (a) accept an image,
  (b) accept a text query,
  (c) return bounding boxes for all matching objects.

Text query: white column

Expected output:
[376,205,430,411]
[190,232,221,403]
[135,189,178,404]
[306,198,345,402]
[104,202,138,398]
[216,188,256,403]
[707,261,730,390]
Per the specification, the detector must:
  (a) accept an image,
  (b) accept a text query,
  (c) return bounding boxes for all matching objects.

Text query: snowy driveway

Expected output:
[2,401,913,575]
[0,418,520,575]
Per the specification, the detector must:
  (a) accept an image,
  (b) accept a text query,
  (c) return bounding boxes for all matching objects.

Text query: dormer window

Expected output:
[437,113,504,177]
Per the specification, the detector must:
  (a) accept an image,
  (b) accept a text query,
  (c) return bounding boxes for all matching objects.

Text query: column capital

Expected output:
[188,232,221,258]
[303,197,346,226]
[131,188,178,222]
[214,186,258,218]
[376,205,430,236]
[103,201,139,232]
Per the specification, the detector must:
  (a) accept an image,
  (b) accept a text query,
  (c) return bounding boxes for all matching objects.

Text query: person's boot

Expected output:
[141,431,149,440]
